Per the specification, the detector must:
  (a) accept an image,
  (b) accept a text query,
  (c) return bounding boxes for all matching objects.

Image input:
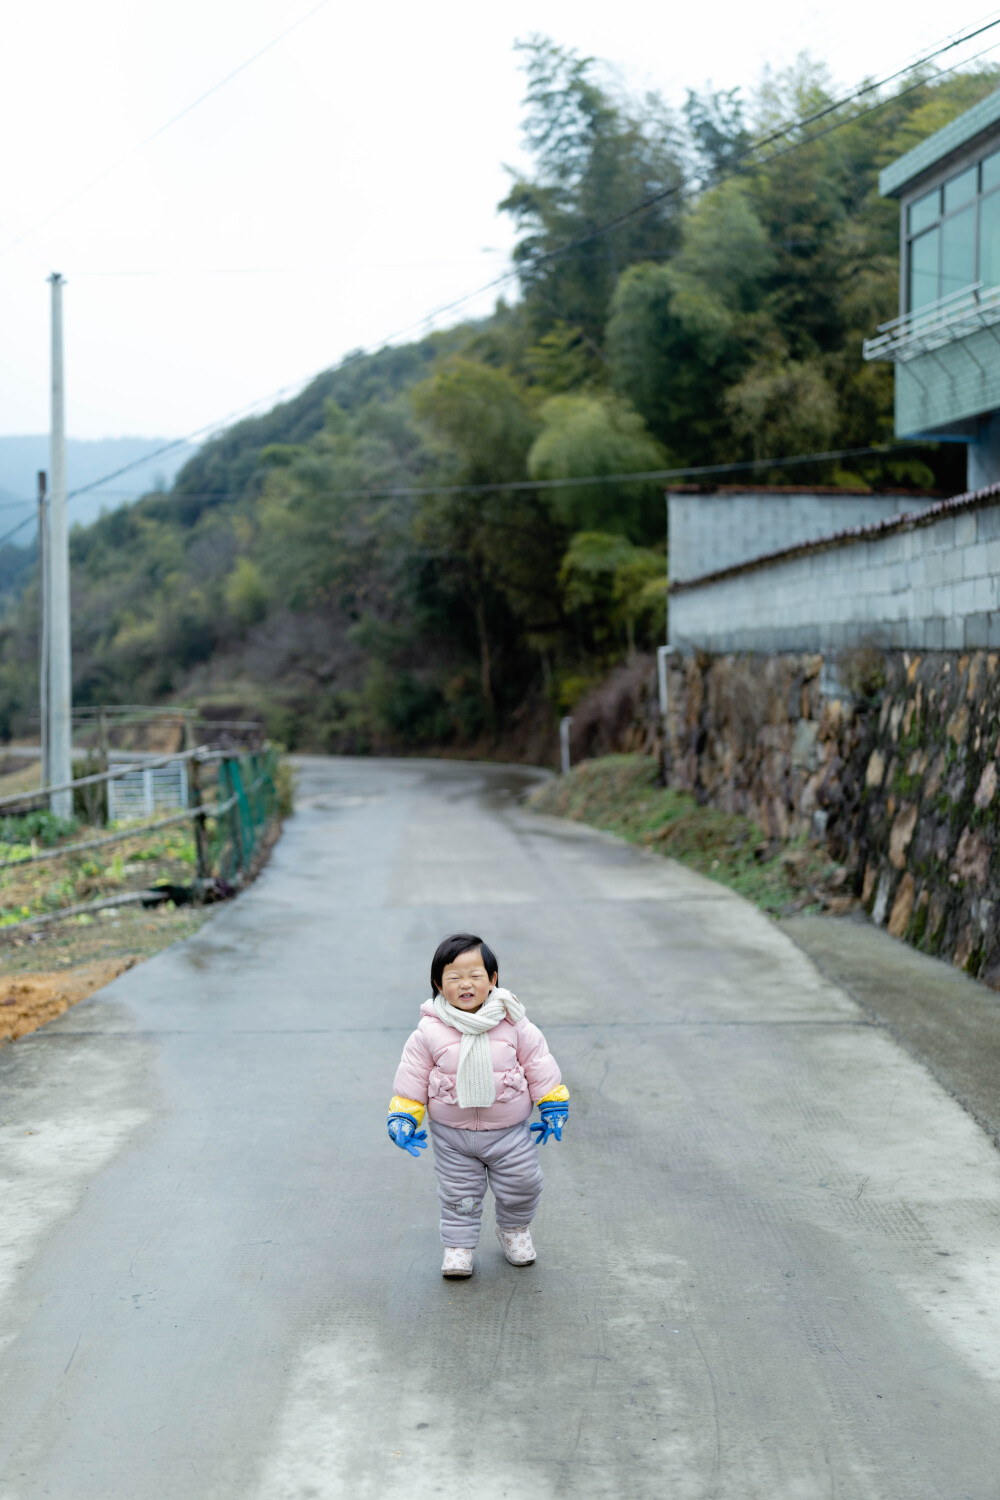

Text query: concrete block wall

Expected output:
[670,495,1000,653]
[668,490,941,584]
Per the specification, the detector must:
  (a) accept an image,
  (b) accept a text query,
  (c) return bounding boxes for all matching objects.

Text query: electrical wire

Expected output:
[0,0,334,262]
[69,255,510,279]
[0,439,937,549]
[517,31,1000,277]
[0,445,936,554]
[0,383,307,547]
[20,443,935,509]
[3,18,997,545]
[731,13,1000,152]
[51,14,1000,288]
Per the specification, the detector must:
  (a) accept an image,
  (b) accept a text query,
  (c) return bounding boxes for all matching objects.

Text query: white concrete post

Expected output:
[48,274,73,819]
[37,470,49,789]
[657,644,675,721]
[559,715,573,775]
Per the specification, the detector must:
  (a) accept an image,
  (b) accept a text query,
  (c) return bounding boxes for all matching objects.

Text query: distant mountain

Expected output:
[0,435,199,541]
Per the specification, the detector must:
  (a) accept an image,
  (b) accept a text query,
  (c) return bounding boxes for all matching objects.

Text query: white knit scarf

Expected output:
[430,986,525,1108]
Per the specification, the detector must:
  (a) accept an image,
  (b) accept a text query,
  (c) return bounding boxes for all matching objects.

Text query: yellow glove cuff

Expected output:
[389,1095,426,1126]
[537,1084,570,1105]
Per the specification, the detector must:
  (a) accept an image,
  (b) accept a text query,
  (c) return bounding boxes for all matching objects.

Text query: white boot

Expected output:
[496,1225,536,1265]
[441,1246,474,1278]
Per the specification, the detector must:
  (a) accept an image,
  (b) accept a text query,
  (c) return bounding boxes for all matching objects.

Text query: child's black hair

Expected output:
[431,932,499,995]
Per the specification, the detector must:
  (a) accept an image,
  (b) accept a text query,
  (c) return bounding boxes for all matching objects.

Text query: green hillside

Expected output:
[0,46,993,755]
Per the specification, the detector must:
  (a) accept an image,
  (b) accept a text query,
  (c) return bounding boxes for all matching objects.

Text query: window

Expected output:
[910,228,940,311]
[905,149,1000,310]
[942,204,976,296]
[944,166,977,213]
[909,187,940,235]
[981,189,1000,289]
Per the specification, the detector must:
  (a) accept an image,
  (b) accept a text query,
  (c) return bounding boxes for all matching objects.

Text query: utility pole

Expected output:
[48,273,73,819]
[37,470,49,788]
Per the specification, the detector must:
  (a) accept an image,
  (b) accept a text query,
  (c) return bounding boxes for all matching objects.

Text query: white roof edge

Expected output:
[879,87,1000,198]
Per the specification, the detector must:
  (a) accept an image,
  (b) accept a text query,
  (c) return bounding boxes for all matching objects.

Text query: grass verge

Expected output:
[528,754,855,917]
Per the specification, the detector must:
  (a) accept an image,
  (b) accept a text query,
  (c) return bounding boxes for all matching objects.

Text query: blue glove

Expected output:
[530,1100,569,1145]
[387,1111,428,1157]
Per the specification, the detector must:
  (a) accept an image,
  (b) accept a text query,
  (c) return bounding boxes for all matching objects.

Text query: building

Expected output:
[666,485,941,587]
[865,89,1000,487]
[665,92,1000,656]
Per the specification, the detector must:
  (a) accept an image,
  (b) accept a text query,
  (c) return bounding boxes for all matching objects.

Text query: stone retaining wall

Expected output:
[663,648,1000,984]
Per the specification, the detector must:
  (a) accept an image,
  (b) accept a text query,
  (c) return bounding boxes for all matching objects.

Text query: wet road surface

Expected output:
[1,755,1000,1499]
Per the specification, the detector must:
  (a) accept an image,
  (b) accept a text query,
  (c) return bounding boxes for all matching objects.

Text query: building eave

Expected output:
[879,88,1000,198]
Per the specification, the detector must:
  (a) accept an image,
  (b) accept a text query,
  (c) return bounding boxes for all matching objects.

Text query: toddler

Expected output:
[387,932,570,1278]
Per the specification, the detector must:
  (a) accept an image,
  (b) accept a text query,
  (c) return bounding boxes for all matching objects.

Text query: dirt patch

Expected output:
[0,956,137,1043]
[0,753,286,1043]
[0,903,213,1048]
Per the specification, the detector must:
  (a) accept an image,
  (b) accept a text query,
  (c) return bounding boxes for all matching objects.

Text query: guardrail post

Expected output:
[657,644,675,722]
[97,708,109,825]
[246,752,262,827]
[260,746,278,816]
[233,759,255,866]
[221,759,246,876]
[657,643,676,785]
[559,715,573,775]
[188,754,211,884]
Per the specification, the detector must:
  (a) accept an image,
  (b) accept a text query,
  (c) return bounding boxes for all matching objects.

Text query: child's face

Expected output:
[438,948,497,1012]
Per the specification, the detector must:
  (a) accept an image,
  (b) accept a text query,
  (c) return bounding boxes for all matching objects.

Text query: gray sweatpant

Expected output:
[429,1119,543,1247]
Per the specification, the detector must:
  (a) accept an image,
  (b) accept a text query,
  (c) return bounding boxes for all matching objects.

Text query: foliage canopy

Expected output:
[0,46,994,753]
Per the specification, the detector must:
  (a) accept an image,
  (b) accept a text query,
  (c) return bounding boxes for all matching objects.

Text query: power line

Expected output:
[0,0,334,262]
[272,443,942,499]
[52,14,1000,294]
[40,443,938,508]
[517,23,1000,277]
[69,255,510,279]
[744,13,1000,150]
[757,33,1000,162]
[0,441,938,549]
[362,22,1000,338]
[4,22,995,547]
[0,384,308,547]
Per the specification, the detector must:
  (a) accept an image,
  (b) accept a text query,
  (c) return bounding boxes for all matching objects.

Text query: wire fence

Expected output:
[0,744,283,933]
[203,749,282,886]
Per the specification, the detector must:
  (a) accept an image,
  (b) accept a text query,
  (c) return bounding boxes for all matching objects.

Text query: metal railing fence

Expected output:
[0,744,282,932]
[862,281,1000,363]
[207,751,280,886]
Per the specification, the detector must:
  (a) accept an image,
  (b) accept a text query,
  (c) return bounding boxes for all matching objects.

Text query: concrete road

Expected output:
[1,757,1000,1500]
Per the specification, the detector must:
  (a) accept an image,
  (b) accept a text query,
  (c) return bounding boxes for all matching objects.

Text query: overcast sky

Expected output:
[1,0,998,446]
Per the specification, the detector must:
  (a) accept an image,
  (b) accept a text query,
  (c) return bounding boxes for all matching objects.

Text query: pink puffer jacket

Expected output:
[393,999,562,1131]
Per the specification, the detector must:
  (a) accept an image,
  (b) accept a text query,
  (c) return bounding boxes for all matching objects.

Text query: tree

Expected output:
[606,180,773,455]
[559,531,666,657]
[725,358,839,460]
[527,392,667,543]
[500,36,686,349]
[224,557,269,629]
[684,86,752,184]
[412,360,560,711]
